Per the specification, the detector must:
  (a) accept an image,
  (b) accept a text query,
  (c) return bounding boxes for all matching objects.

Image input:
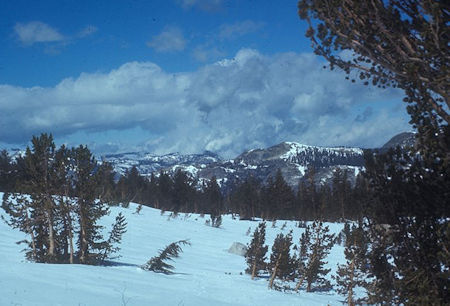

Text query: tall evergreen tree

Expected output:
[298,1,449,302]
[334,224,368,305]
[73,145,109,264]
[202,176,223,227]
[266,170,295,220]
[22,134,58,262]
[245,222,268,279]
[296,221,334,292]
[172,169,195,213]
[268,231,296,289]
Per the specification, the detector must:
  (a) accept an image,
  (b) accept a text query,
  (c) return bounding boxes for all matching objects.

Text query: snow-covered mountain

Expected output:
[2,132,415,190]
[103,142,365,190]
[101,151,221,177]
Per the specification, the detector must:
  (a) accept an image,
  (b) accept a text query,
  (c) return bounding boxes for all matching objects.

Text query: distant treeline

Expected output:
[0,135,370,222]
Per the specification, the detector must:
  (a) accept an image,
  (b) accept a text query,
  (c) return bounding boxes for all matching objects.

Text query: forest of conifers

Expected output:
[0,133,374,222]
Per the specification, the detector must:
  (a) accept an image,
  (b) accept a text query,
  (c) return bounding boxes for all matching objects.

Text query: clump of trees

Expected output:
[245,220,342,293]
[1,134,126,265]
[1,141,373,223]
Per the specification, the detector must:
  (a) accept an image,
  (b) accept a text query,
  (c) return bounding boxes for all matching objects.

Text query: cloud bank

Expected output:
[0,49,410,157]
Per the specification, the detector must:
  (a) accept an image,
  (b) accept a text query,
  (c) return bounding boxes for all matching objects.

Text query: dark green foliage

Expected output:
[141,239,191,274]
[202,177,223,227]
[1,134,126,265]
[262,170,295,220]
[229,176,260,220]
[363,147,450,305]
[1,193,38,260]
[0,150,14,192]
[73,145,110,264]
[297,0,449,129]
[334,224,368,306]
[100,212,127,262]
[245,222,268,279]
[268,231,296,283]
[172,169,196,213]
[296,221,334,292]
[298,2,449,302]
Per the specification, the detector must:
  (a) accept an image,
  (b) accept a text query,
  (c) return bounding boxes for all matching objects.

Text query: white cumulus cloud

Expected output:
[0,49,410,157]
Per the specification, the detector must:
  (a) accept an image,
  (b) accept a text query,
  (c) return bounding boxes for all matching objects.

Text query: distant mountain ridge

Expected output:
[103,141,369,190]
[102,151,221,178]
[2,132,416,190]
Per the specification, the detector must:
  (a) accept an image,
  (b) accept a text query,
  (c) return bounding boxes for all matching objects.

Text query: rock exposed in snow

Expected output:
[227,242,248,256]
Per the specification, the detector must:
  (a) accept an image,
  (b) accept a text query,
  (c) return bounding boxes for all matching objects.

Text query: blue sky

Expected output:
[0,0,411,157]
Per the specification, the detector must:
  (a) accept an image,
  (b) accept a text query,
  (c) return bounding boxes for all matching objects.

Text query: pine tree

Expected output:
[296,221,334,292]
[0,150,14,192]
[172,169,195,213]
[52,144,76,263]
[268,231,296,289]
[1,193,37,260]
[245,222,268,279]
[73,145,109,264]
[20,133,58,262]
[141,240,191,274]
[203,177,223,227]
[334,224,368,305]
[263,170,295,220]
[100,212,127,262]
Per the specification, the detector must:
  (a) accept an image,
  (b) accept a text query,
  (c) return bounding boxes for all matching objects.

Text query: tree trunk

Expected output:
[25,208,37,260]
[251,258,257,280]
[66,199,75,264]
[46,206,56,259]
[268,253,282,289]
[79,201,88,264]
[295,274,306,292]
[348,256,356,306]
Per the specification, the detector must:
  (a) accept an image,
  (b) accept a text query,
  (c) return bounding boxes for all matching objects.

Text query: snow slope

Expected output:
[0,192,349,306]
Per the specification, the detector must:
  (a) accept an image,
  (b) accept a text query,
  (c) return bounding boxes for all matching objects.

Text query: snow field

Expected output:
[1,192,350,306]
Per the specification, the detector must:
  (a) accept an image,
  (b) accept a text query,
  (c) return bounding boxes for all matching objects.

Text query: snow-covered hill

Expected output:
[103,141,366,190]
[0,192,355,306]
[102,151,221,178]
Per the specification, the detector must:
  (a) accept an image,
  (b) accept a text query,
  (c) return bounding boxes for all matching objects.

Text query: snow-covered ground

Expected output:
[0,192,350,306]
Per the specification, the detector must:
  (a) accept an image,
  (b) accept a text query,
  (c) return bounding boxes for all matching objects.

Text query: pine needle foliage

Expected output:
[268,230,296,288]
[100,212,127,262]
[142,239,191,274]
[334,224,368,306]
[296,221,335,292]
[245,222,268,279]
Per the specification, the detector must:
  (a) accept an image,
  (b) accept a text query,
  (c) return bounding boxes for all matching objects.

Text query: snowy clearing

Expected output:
[0,192,352,306]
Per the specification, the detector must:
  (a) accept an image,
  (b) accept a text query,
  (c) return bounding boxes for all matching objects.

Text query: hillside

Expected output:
[0,192,354,306]
[104,141,366,190]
